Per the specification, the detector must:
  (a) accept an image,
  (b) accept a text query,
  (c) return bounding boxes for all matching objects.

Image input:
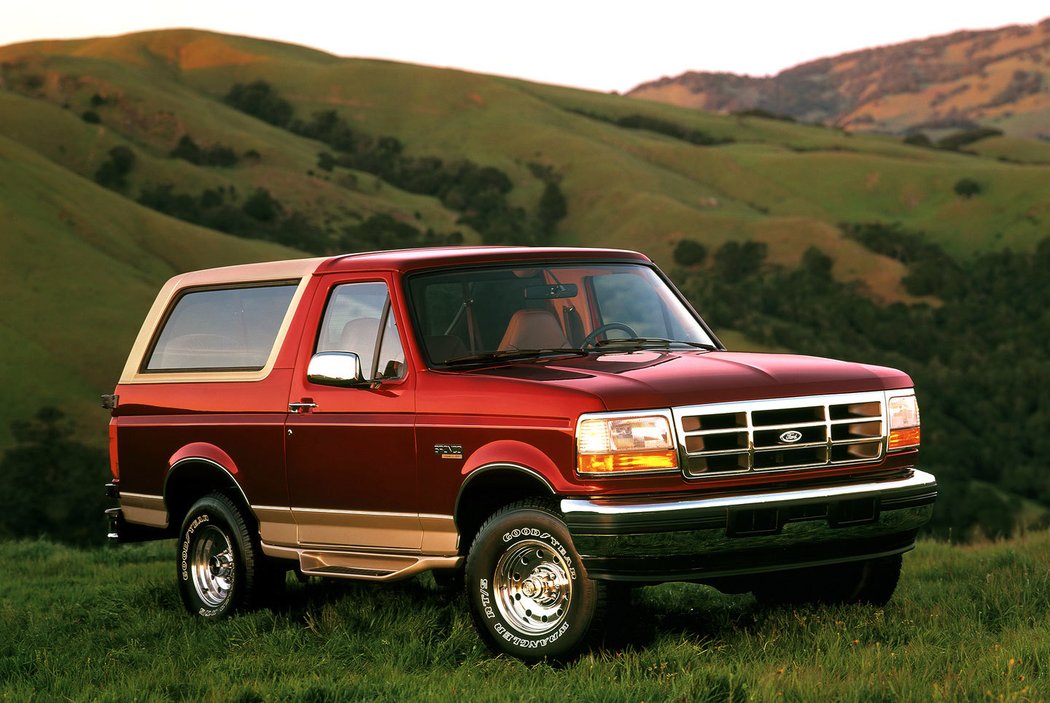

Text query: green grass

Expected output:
[2,533,1048,701]
[965,136,1050,165]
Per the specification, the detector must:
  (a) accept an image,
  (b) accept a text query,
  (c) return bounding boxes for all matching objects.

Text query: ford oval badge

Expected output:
[779,430,803,444]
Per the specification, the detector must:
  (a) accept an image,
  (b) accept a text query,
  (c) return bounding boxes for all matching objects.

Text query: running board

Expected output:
[261,542,462,582]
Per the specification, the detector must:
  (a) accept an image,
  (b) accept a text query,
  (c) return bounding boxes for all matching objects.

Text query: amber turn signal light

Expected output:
[888,427,921,451]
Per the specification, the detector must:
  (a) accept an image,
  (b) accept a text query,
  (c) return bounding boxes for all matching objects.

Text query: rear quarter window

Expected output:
[145,283,298,372]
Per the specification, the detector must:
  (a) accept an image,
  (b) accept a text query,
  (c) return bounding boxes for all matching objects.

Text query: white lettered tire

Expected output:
[177,491,273,618]
[465,499,605,661]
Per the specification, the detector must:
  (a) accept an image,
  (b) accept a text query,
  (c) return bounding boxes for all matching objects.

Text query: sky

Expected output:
[2,1,1047,93]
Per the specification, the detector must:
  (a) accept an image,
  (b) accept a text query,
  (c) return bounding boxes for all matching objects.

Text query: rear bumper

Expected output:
[560,469,937,582]
[104,483,168,543]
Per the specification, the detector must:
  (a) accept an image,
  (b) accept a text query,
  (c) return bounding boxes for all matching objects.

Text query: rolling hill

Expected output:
[1,28,1049,455]
[629,17,1050,139]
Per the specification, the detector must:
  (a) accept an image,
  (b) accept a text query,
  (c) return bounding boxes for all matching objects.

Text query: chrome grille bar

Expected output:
[672,391,886,478]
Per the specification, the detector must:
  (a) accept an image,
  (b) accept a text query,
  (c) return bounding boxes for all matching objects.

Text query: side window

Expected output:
[146,283,297,372]
[316,282,405,380]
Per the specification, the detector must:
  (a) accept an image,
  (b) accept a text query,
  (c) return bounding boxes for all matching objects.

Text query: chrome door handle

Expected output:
[288,402,318,413]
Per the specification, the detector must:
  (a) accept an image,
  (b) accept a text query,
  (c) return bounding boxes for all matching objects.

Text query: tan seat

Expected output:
[337,318,381,376]
[498,310,570,351]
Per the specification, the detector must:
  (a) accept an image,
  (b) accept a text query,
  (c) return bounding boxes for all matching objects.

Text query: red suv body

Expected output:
[106,246,935,660]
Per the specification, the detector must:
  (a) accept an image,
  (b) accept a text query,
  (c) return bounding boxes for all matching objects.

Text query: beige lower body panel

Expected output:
[120,493,168,528]
[262,542,463,581]
[259,509,462,582]
[254,506,299,545]
[290,508,424,550]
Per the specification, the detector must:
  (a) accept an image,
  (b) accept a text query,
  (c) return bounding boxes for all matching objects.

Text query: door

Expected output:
[285,274,419,549]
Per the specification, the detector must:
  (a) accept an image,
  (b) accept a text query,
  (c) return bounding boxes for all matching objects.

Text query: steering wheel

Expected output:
[581,322,638,349]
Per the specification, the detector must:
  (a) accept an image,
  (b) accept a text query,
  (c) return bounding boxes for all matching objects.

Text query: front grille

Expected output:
[673,392,886,478]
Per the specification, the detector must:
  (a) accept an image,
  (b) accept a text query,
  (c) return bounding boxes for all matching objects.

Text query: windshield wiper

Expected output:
[593,337,716,351]
[442,348,587,366]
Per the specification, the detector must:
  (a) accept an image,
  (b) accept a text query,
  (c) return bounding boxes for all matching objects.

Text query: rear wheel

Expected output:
[753,554,903,607]
[177,491,277,618]
[465,500,606,661]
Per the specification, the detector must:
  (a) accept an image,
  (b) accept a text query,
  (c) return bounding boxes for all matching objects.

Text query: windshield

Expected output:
[406,262,718,366]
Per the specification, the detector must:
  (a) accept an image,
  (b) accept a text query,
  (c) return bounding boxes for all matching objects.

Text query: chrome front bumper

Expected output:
[560,469,937,582]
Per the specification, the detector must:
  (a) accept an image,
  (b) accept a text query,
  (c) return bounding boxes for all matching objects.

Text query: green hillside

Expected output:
[3,30,1048,273]
[1,29,1049,539]
[0,133,301,447]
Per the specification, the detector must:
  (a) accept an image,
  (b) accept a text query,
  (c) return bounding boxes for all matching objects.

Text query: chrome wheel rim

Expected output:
[190,525,235,608]
[494,539,572,635]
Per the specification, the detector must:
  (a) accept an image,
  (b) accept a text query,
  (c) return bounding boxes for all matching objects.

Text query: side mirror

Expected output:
[306,352,368,388]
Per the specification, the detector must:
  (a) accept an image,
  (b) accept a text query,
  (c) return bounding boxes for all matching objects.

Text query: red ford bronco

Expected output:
[105,246,935,660]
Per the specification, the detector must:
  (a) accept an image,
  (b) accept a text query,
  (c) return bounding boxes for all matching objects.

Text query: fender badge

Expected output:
[779,430,803,444]
[434,444,464,460]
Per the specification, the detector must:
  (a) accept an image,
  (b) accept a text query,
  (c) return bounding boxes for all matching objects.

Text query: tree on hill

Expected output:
[171,135,239,167]
[673,239,708,266]
[242,187,282,222]
[94,146,135,190]
[224,80,294,128]
[537,181,568,235]
[713,240,767,279]
[954,178,982,198]
[223,81,569,246]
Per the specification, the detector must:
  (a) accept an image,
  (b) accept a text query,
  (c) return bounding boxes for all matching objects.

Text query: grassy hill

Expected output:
[630,18,1050,139]
[0,133,301,448]
[2,532,1048,700]
[0,28,1048,473]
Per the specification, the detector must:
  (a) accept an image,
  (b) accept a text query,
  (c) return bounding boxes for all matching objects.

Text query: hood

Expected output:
[471,350,913,411]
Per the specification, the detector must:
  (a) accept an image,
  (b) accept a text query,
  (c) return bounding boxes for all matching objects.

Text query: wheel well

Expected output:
[164,461,254,533]
[455,467,554,555]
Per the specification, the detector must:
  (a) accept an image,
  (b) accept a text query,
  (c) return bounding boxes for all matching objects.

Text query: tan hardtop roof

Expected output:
[319,245,650,274]
[158,256,328,288]
[159,247,650,287]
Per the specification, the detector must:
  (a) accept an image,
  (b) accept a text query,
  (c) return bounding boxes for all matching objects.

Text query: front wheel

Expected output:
[177,491,274,618]
[465,500,605,661]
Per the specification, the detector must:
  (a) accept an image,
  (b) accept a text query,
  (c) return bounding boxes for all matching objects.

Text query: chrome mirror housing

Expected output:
[306,352,367,388]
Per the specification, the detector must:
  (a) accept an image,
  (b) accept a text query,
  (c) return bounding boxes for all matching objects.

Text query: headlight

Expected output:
[887,393,920,451]
[576,412,679,475]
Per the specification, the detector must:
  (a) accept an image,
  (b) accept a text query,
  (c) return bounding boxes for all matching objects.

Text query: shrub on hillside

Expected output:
[94,145,135,190]
[673,239,708,266]
[242,187,282,222]
[732,108,796,123]
[903,133,932,148]
[224,80,294,128]
[170,135,239,167]
[537,181,568,234]
[954,178,982,198]
[569,108,735,147]
[713,240,767,279]
[339,213,462,252]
